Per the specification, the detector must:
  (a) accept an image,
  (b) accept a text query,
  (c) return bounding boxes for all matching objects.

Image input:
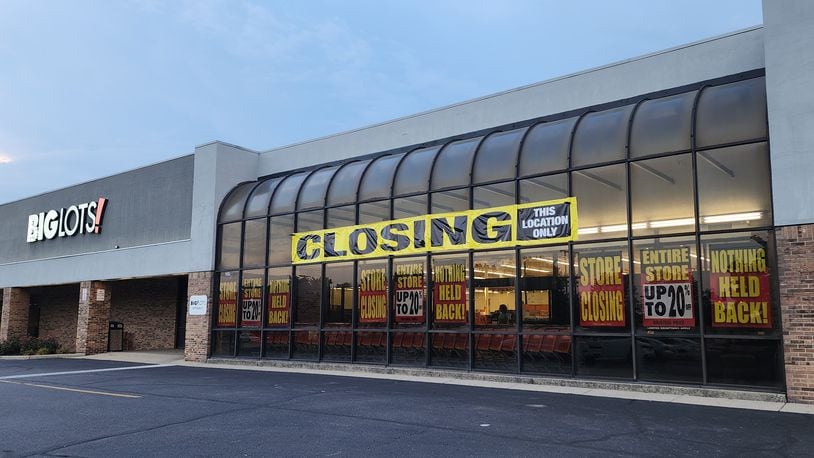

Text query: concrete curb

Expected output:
[204,357,785,403]
[0,353,85,360]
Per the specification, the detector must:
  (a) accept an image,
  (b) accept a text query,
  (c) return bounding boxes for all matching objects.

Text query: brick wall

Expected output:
[33,284,79,352]
[76,281,111,355]
[185,272,213,362]
[777,225,814,403]
[110,277,181,351]
[1,287,30,341]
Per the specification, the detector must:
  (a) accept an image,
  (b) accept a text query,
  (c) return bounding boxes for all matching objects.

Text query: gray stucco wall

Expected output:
[763,0,814,227]
[0,156,194,264]
[0,143,259,288]
[257,27,765,176]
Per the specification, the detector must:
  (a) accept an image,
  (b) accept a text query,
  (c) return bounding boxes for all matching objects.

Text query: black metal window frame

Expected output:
[211,69,783,391]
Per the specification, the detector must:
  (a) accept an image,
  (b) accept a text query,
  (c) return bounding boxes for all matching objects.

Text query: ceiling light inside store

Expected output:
[702,212,762,224]
[648,218,695,228]
[500,264,550,274]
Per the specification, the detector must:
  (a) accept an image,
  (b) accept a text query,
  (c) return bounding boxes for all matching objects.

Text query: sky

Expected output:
[0,0,763,204]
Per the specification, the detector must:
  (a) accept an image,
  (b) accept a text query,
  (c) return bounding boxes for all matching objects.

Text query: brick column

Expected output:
[777,225,814,403]
[75,281,111,355]
[185,272,214,362]
[0,287,30,341]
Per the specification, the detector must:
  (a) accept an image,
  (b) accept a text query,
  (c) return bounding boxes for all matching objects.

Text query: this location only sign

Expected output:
[188,295,208,316]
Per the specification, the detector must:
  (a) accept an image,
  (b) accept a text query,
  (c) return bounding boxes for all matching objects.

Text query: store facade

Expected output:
[213,72,782,389]
[2,0,814,402]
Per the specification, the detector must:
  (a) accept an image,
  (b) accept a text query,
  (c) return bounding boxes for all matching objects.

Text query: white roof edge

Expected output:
[262,25,764,155]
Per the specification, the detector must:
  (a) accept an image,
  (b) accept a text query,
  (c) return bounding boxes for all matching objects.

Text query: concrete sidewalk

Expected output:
[76,349,814,415]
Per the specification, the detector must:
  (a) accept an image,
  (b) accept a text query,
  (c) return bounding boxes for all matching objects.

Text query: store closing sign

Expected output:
[291,197,577,264]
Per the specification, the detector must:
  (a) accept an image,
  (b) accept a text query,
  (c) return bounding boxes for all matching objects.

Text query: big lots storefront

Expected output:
[3,7,814,403]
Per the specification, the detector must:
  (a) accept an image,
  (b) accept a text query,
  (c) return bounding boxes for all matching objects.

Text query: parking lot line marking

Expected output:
[0,380,141,398]
[0,363,173,380]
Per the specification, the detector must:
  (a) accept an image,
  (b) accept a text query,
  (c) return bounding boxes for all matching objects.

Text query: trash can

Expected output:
[108,321,124,352]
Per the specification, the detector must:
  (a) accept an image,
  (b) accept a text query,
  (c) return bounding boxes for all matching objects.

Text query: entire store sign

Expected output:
[26,197,109,243]
[640,246,695,329]
[708,243,771,328]
[291,197,577,264]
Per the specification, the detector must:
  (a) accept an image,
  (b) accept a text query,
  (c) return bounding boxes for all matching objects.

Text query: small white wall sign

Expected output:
[188,295,208,316]
[96,289,106,301]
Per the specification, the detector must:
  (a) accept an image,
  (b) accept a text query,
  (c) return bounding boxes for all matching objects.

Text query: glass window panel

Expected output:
[572,164,627,240]
[700,231,779,336]
[211,331,236,357]
[518,118,575,177]
[636,337,701,383]
[393,196,428,218]
[629,91,696,158]
[327,205,356,229]
[696,77,767,148]
[355,331,387,364]
[327,161,369,206]
[473,181,515,209]
[358,260,388,328]
[575,336,633,379]
[474,332,517,372]
[266,267,291,328]
[520,246,570,331]
[705,338,781,387]
[519,174,568,204]
[270,172,308,215]
[242,219,266,267]
[263,331,289,359]
[268,215,295,266]
[430,332,469,369]
[237,331,261,358]
[431,189,469,214]
[472,128,526,184]
[431,254,470,331]
[297,210,324,232]
[359,154,404,201]
[521,334,572,375]
[325,262,354,327]
[632,237,699,334]
[394,146,440,196]
[245,178,282,219]
[219,182,255,223]
[297,166,338,211]
[573,241,630,333]
[218,222,241,270]
[322,331,351,362]
[359,201,390,224]
[393,257,427,329]
[431,137,481,190]
[294,264,321,327]
[391,331,427,366]
[630,154,695,237]
[291,330,319,360]
[473,250,516,330]
[572,105,634,167]
[240,269,264,328]
[697,143,772,231]
[216,272,239,328]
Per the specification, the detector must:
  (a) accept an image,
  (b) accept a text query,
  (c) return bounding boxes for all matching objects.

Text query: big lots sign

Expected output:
[26,197,108,243]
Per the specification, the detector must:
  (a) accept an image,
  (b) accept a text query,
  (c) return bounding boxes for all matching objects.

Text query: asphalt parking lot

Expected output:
[0,358,812,457]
